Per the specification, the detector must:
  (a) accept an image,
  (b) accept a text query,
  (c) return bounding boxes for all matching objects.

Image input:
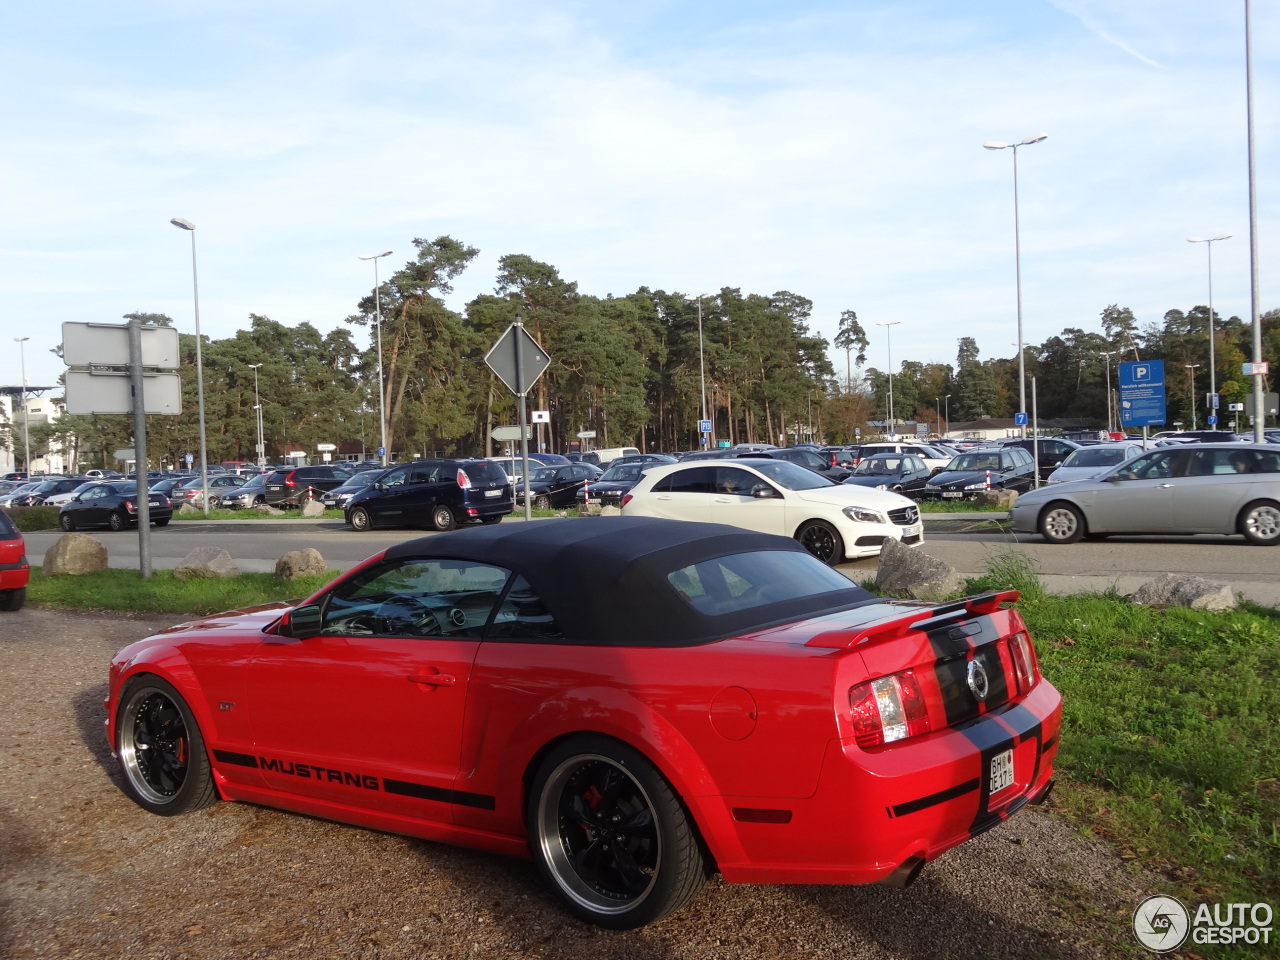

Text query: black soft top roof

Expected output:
[382,517,874,646]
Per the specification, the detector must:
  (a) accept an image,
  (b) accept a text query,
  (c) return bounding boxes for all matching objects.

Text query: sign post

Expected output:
[484,318,552,519]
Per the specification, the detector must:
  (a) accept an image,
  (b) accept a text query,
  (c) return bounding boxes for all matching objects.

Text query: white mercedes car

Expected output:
[620,459,922,564]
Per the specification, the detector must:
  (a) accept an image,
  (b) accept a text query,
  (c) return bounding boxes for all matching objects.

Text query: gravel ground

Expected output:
[1,607,1164,960]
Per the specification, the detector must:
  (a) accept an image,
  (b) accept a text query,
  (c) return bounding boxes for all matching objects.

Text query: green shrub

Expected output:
[2,506,60,532]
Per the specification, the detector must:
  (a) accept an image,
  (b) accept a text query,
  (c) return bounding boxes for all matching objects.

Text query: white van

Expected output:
[582,447,639,468]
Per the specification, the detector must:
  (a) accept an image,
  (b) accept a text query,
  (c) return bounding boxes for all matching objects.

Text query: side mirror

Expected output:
[282,603,323,639]
[752,486,777,499]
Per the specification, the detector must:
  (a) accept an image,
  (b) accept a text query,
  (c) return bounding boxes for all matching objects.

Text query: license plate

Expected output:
[267,485,281,493]
[989,748,1015,795]
[484,488,501,497]
[942,491,963,498]
[901,523,922,538]
[149,499,163,506]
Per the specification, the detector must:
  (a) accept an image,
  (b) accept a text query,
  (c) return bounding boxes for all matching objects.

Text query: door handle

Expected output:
[409,672,456,687]
[1158,483,1174,489]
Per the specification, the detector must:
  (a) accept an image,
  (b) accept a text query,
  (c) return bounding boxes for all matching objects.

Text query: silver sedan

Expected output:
[1011,443,1280,545]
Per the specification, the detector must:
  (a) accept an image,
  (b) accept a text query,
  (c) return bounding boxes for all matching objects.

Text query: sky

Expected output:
[1,0,1276,397]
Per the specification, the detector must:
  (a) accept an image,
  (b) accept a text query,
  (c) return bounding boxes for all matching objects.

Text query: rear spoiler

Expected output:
[805,590,1020,649]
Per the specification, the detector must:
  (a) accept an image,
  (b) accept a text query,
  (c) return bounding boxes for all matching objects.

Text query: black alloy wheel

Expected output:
[108,511,126,531]
[116,676,217,816]
[796,519,845,566]
[59,513,75,532]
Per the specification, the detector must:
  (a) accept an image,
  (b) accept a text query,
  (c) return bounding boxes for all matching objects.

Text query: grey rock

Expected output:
[274,548,327,580]
[578,503,602,517]
[975,488,1019,509]
[600,505,622,517]
[1131,573,1236,612]
[299,499,325,518]
[875,538,967,602]
[174,546,240,580]
[177,502,200,514]
[42,534,108,576]
[254,503,284,515]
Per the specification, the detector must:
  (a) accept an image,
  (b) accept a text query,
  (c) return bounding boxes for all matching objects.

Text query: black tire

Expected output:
[59,513,75,532]
[349,506,372,532]
[115,676,218,816]
[1239,500,1280,546]
[253,496,265,507]
[430,505,456,532]
[533,494,551,511]
[796,519,844,566]
[108,511,126,532]
[1039,502,1085,544]
[154,518,170,527]
[527,735,706,929]
[481,515,503,525]
[0,587,26,612]
[890,484,904,494]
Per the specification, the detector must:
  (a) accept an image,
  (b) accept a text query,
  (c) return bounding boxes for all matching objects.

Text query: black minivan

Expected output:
[343,459,512,531]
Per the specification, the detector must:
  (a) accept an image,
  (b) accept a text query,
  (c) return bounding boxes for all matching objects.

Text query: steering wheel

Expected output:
[374,597,443,635]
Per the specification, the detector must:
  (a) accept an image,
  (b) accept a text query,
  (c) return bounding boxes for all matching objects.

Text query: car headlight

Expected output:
[843,505,887,524]
[875,483,887,490]
[963,481,988,491]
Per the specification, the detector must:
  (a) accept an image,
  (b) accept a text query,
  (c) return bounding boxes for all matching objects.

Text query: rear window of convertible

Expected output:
[667,550,858,617]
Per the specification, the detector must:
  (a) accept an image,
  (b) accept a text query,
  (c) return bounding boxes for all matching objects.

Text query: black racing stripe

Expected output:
[1042,735,1057,752]
[891,778,980,817]
[212,749,259,768]
[383,779,496,811]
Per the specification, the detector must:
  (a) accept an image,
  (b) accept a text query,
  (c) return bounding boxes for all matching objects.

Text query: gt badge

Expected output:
[966,660,989,702]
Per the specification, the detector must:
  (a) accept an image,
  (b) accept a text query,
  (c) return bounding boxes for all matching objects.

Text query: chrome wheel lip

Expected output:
[118,685,190,806]
[535,753,660,917]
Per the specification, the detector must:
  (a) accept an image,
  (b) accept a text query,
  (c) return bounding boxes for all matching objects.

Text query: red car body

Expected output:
[105,518,1061,927]
[0,509,30,611]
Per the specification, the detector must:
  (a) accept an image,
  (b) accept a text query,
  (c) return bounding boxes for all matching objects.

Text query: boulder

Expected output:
[275,548,327,580]
[43,534,108,576]
[177,502,200,514]
[254,503,284,515]
[578,503,603,517]
[1131,574,1236,612]
[875,538,967,602]
[600,505,622,517]
[174,546,240,580]
[975,488,1019,509]
[299,499,325,518]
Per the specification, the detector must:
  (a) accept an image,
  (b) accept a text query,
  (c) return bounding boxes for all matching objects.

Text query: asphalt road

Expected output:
[23,516,1280,606]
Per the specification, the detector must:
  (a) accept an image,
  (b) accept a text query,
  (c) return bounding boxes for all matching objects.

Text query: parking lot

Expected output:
[0,604,1164,960]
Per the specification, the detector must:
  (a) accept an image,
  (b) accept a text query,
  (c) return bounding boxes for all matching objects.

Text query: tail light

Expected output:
[1007,631,1038,694]
[849,670,932,747]
[456,468,471,489]
[619,493,634,509]
[123,499,136,514]
[284,473,297,487]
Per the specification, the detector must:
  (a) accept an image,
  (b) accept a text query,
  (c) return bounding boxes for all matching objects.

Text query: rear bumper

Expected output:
[0,558,30,590]
[704,679,1062,885]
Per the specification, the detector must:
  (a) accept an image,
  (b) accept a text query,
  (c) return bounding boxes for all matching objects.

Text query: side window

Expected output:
[410,463,441,484]
[657,467,715,494]
[1255,450,1280,474]
[382,466,410,487]
[487,576,564,640]
[1122,451,1182,480]
[572,466,592,481]
[714,467,761,496]
[320,558,512,639]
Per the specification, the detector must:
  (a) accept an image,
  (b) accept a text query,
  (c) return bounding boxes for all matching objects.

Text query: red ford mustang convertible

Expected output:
[105,517,1061,928]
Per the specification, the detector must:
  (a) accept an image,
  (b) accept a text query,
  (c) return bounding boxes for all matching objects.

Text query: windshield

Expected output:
[600,464,644,482]
[743,459,833,491]
[1061,447,1135,468]
[527,467,557,482]
[345,470,383,487]
[853,456,903,476]
[948,453,1003,472]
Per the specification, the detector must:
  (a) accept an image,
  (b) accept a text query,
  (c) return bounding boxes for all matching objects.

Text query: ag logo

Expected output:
[1133,895,1189,952]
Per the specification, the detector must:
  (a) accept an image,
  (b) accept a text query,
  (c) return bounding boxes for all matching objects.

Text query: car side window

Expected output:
[656,467,715,494]
[410,463,441,484]
[1255,450,1280,474]
[486,576,564,641]
[714,467,761,496]
[1192,449,1258,476]
[320,558,513,639]
[382,466,410,487]
[1120,450,1182,481]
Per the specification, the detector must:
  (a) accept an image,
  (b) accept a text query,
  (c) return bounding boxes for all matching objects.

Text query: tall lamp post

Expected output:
[1100,351,1116,433]
[944,393,951,438]
[247,363,264,467]
[1185,364,1201,430]
[684,294,711,447]
[984,133,1047,437]
[876,321,901,436]
[1187,235,1230,421]
[13,337,30,472]
[169,218,210,514]
[358,249,393,466]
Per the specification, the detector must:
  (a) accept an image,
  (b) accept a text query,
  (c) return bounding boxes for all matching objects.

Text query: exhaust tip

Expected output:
[881,855,926,889]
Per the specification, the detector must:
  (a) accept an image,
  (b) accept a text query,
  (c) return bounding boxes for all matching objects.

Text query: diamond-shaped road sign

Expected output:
[485,323,551,397]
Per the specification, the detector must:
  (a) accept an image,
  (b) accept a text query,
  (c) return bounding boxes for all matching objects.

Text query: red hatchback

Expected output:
[104,518,1061,928]
[0,510,30,611]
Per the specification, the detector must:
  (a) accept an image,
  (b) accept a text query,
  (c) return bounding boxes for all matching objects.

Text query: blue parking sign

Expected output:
[1014,412,1028,426]
[1119,360,1167,427]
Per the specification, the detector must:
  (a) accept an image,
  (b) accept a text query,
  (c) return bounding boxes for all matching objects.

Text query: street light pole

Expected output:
[944,394,951,438]
[248,363,264,467]
[984,133,1047,437]
[358,249,393,466]
[1185,364,1201,430]
[876,321,902,436]
[1100,351,1115,433]
[1187,235,1230,422]
[13,337,30,472]
[169,218,210,514]
[684,294,711,447]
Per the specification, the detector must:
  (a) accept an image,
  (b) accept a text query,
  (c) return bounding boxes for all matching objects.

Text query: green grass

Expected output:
[917,500,1009,513]
[171,507,346,521]
[26,567,337,614]
[967,551,1280,913]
